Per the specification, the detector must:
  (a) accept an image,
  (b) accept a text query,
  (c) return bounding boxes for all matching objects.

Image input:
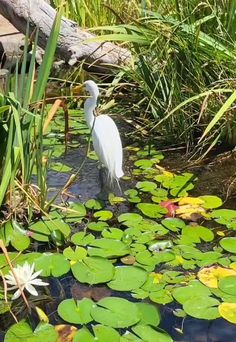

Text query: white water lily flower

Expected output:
[5,262,48,300]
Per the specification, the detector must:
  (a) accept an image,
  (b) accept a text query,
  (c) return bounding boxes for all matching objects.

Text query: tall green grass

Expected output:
[84,1,236,154]
[0,9,62,212]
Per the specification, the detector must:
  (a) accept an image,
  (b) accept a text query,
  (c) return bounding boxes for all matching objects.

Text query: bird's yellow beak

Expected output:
[72,83,84,95]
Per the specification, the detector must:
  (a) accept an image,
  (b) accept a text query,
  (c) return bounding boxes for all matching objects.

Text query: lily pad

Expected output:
[71,232,95,246]
[131,325,173,342]
[199,195,222,209]
[136,303,160,326]
[91,297,140,328]
[34,253,70,277]
[5,320,58,342]
[85,199,103,210]
[108,266,147,291]
[211,209,236,229]
[88,238,130,258]
[183,296,220,320]
[74,325,120,342]
[88,222,109,231]
[94,210,113,221]
[136,181,157,192]
[137,203,167,218]
[218,303,236,324]
[172,280,211,304]
[71,256,114,284]
[218,276,236,295]
[220,237,236,253]
[57,298,93,324]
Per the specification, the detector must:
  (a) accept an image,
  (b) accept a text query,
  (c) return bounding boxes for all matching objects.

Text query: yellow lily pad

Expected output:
[178,197,205,206]
[198,266,236,288]
[218,303,236,324]
[176,204,207,220]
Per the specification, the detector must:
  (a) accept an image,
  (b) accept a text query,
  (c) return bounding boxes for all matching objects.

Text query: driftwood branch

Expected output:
[0,0,131,72]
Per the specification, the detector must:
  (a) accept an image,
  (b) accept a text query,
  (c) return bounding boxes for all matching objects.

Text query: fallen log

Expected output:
[0,0,131,72]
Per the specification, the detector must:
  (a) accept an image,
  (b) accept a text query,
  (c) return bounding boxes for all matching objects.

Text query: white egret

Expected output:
[82,80,124,186]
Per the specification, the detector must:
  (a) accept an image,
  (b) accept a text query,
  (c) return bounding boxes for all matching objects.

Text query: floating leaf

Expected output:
[5,320,58,342]
[172,280,211,304]
[91,297,140,328]
[137,203,167,218]
[57,298,93,324]
[88,222,109,232]
[136,303,160,327]
[94,210,113,221]
[183,296,220,320]
[71,232,95,246]
[134,159,154,169]
[102,228,123,240]
[63,202,86,222]
[88,238,130,258]
[71,256,114,284]
[118,213,143,226]
[199,195,223,209]
[218,276,236,295]
[136,181,157,192]
[218,303,236,324]
[161,218,185,232]
[34,253,70,277]
[131,325,173,342]
[180,225,214,244]
[220,237,236,253]
[63,246,87,261]
[108,266,147,291]
[50,162,72,172]
[85,199,103,210]
[211,209,236,229]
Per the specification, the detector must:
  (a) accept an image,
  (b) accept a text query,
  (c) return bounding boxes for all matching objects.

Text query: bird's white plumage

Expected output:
[83,80,124,182]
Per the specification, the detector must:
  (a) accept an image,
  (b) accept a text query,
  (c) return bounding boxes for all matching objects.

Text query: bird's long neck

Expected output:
[84,96,97,129]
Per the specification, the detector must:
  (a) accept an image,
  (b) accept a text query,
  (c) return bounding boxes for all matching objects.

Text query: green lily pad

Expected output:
[218,276,236,296]
[118,213,143,226]
[136,303,160,327]
[183,296,220,320]
[211,209,236,229]
[88,238,130,258]
[199,195,222,209]
[50,162,72,172]
[71,232,95,246]
[34,253,70,277]
[149,289,173,304]
[88,222,109,232]
[94,210,113,221]
[136,181,157,192]
[85,199,103,210]
[5,320,58,342]
[131,325,173,342]
[63,202,86,222]
[108,266,147,291]
[137,203,167,218]
[134,159,154,169]
[172,280,211,304]
[74,325,120,342]
[180,225,214,244]
[102,228,123,240]
[91,297,140,328]
[71,256,114,284]
[220,237,236,253]
[57,298,93,324]
[161,218,186,232]
[63,246,87,261]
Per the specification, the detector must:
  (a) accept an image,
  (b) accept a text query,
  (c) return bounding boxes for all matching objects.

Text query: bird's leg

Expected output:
[96,166,110,200]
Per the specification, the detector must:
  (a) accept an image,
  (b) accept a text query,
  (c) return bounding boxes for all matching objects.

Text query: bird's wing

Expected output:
[92,115,123,180]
